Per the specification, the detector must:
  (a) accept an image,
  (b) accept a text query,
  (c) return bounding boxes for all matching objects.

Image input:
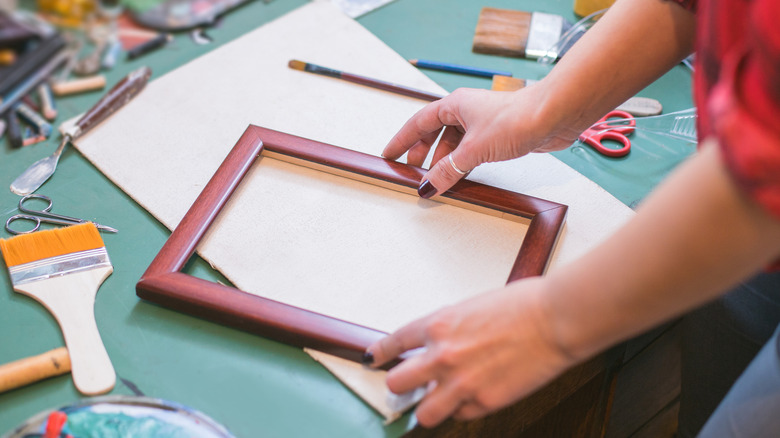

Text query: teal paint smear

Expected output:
[66,411,194,438]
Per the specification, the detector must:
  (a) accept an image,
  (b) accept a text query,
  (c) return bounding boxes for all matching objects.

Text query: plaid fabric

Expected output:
[671,0,780,221]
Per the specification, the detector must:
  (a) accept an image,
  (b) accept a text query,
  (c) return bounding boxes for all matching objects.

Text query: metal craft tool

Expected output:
[10,66,152,196]
[288,59,444,102]
[5,194,118,235]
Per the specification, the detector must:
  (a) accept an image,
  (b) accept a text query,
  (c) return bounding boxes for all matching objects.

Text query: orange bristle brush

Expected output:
[0,223,115,395]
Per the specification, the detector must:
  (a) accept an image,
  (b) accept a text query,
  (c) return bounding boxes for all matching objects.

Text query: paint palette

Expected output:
[3,396,235,438]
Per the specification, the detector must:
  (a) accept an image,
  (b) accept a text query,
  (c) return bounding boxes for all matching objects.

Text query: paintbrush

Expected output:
[288,59,444,102]
[0,223,115,395]
[472,7,570,60]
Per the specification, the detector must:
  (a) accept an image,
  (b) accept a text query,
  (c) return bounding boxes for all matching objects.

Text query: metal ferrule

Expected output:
[8,248,111,285]
[525,12,566,60]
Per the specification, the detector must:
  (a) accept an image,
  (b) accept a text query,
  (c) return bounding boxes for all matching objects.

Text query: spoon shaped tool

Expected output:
[10,67,152,196]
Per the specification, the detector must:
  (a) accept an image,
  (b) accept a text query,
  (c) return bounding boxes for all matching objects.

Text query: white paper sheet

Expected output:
[71,0,635,422]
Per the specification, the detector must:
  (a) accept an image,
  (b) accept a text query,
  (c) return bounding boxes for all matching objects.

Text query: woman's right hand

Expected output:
[382,85,584,198]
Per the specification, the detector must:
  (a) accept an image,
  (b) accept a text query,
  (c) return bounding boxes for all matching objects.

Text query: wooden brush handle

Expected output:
[0,347,71,393]
[15,266,116,395]
[72,66,152,139]
[51,75,107,97]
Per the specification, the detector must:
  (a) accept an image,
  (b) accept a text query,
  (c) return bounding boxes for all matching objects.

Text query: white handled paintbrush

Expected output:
[0,223,115,395]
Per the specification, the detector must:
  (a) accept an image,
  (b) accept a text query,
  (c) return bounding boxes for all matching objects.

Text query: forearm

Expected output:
[540,141,780,361]
[535,0,696,131]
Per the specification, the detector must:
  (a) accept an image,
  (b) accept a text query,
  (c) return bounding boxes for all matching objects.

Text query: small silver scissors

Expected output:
[5,194,118,235]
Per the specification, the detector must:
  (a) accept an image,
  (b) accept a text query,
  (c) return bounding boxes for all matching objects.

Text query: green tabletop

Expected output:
[0,0,693,436]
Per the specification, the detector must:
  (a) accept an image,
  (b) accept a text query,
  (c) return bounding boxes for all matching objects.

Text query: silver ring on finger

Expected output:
[448,154,467,175]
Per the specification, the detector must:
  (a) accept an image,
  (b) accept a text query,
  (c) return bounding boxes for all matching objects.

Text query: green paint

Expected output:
[66,411,202,438]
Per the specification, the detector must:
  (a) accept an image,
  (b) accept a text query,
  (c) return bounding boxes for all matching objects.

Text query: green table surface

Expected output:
[0,0,694,436]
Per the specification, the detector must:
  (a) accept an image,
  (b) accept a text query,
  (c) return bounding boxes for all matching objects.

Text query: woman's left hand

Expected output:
[365,277,578,428]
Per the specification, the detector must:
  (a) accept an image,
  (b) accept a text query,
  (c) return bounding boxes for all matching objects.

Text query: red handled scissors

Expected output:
[577,110,636,158]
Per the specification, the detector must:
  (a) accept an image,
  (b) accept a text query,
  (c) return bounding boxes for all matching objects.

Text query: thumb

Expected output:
[417,150,473,199]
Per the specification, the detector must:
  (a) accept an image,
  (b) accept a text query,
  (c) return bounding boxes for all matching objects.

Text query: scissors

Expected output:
[5,194,118,235]
[577,110,636,158]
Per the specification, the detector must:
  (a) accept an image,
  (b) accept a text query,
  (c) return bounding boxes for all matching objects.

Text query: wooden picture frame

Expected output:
[136,125,567,365]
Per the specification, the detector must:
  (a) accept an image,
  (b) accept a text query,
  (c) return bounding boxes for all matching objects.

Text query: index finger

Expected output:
[383,97,464,161]
[366,315,430,368]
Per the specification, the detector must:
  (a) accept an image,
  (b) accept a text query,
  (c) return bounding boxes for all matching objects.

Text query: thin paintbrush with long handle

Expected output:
[10,66,152,196]
[288,59,444,102]
[0,224,115,395]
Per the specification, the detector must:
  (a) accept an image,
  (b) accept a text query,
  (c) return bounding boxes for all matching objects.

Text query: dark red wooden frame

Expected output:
[137,125,567,365]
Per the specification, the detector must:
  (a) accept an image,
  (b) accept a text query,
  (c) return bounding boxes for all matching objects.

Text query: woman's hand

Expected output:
[383,86,582,198]
[365,278,578,428]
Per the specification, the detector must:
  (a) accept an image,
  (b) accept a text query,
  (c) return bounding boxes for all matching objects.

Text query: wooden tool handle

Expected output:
[15,267,116,395]
[51,75,107,97]
[56,288,116,395]
[0,347,71,393]
[73,66,152,139]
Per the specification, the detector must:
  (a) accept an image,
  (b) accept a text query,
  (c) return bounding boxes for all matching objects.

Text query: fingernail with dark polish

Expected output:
[418,180,436,199]
[361,351,374,366]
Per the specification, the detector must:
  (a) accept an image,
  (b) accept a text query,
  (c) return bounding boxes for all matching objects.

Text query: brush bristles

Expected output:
[288,59,306,71]
[0,223,104,267]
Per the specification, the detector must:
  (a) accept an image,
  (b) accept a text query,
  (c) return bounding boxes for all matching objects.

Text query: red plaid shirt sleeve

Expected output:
[667,0,780,268]
[694,0,780,222]
[669,0,780,221]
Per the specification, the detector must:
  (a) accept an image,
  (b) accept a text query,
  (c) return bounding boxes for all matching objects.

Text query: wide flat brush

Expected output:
[288,59,444,102]
[0,223,115,395]
[472,7,568,60]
